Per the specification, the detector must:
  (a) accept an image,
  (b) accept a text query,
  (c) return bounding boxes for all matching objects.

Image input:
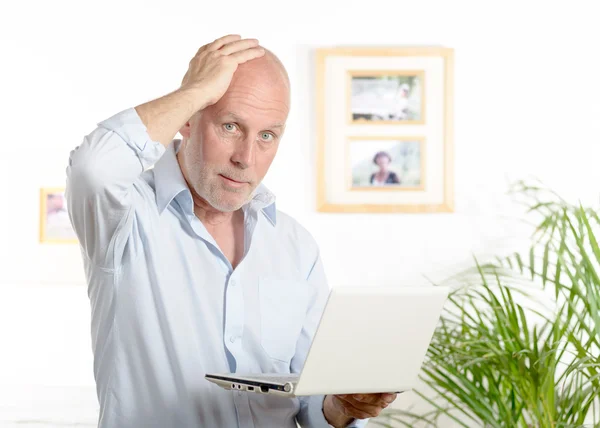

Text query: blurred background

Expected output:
[0,0,599,426]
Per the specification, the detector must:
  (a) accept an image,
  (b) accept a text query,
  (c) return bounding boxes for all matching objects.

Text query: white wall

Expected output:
[1,0,599,425]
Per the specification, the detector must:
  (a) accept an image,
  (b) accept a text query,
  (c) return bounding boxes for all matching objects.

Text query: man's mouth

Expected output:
[219,174,248,187]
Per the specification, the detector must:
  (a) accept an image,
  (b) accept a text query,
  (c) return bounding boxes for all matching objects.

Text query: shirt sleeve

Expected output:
[66,107,165,269]
[293,254,369,428]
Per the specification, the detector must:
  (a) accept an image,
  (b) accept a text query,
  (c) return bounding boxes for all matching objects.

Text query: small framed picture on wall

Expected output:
[316,46,454,213]
[39,187,78,244]
[348,137,425,190]
[349,70,425,125]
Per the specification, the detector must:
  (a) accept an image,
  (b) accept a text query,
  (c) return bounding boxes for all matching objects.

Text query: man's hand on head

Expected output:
[323,393,397,427]
[135,34,265,146]
[180,34,266,110]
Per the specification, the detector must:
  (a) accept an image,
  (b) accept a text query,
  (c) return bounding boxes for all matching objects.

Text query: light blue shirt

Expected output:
[66,107,368,428]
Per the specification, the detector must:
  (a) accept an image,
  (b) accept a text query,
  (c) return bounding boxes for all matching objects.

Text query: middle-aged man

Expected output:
[66,35,397,427]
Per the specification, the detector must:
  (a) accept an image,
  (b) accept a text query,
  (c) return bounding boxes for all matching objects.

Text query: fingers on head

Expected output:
[209,34,241,51]
[218,38,259,56]
[229,47,265,64]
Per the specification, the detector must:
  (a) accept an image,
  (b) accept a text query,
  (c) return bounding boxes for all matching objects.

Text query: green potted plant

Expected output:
[375,182,600,428]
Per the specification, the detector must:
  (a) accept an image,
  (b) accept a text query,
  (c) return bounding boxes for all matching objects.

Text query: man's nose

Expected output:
[230,135,255,169]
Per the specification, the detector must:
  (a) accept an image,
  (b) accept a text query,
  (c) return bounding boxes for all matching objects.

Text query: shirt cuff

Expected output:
[97,107,165,170]
[307,395,369,428]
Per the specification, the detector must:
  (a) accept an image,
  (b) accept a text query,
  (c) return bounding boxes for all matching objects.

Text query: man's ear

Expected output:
[180,109,202,139]
[179,120,191,139]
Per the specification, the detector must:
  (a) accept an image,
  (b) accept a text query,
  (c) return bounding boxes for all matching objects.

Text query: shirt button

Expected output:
[230,335,237,343]
[230,280,236,287]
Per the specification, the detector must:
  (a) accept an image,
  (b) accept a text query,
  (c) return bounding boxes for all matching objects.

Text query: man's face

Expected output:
[178,69,289,212]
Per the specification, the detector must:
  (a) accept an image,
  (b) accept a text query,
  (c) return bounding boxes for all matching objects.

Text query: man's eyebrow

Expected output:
[221,112,285,129]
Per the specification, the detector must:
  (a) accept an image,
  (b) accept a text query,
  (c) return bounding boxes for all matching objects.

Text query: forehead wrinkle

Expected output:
[214,97,288,127]
[225,87,289,108]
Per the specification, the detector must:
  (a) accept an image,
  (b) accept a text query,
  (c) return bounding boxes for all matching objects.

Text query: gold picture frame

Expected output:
[39,187,78,244]
[316,46,454,213]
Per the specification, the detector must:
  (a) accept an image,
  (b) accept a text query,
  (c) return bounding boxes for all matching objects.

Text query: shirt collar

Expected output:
[249,183,277,226]
[153,140,277,225]
[153,140,190,215]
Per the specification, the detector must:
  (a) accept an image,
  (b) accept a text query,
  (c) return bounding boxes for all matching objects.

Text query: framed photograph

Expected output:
[316,47,454,213]
[348,137,425,190]
[349,70,424,124]
[39,188,78,244]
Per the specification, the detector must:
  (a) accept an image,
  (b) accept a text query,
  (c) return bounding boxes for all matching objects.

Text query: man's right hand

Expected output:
[135,35,263,147]
[180,34,265,109]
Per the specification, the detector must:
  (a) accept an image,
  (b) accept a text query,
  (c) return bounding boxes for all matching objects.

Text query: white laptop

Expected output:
[205,286,449,397]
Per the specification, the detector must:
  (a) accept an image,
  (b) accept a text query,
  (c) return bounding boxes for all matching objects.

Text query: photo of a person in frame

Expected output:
[370,151,400,186]
[350,139,422,189]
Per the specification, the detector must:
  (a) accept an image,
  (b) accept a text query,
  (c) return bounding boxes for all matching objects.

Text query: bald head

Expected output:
[244,47,289,91]
[227,47,290,107]
[189,47,290,124]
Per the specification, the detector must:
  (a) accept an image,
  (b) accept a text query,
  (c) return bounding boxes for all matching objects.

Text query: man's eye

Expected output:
[261,132,274,141]
[224,123,237,132]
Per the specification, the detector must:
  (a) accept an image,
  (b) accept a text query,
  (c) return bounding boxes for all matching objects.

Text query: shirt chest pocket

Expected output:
[259,277,310,364]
